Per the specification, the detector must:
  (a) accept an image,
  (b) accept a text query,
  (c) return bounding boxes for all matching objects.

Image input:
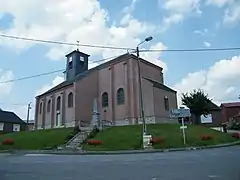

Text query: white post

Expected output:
[181,117,186,145]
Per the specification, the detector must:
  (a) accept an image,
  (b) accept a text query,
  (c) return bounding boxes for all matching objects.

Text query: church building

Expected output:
[34,49,178,129]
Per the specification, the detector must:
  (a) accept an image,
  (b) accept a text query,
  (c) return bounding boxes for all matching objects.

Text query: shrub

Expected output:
[150,137,164,145]
[231,133,240,139]
[2,138,14,145]
[200,135,213,141]
[87,128,100,139]
[86,139,103,146]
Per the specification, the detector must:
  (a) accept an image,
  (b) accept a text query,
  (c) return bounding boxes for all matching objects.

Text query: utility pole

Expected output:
[26,102,32,130]
[136,36,153,136]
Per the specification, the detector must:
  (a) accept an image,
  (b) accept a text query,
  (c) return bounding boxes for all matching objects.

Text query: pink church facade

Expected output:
[34,51,178,129]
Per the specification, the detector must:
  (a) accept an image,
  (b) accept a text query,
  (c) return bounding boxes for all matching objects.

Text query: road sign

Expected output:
[180,126,187,129]
[169,108,191,118]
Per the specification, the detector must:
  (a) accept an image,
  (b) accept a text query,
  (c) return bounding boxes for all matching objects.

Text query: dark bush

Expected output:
[87,128,100,139]
[232,123,240,130]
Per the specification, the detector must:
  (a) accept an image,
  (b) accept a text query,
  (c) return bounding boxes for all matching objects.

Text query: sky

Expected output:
[0,0,240,120]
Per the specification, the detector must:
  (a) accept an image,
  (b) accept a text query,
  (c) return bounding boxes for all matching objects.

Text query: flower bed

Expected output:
[150,137,164,145]
[200,135,213,141]
[2,138,14,145]
[86,139,103,146]
[231,133,240,139]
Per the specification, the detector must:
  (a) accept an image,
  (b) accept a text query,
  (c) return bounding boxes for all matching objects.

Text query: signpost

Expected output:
[143,134,152,149]
[170,108,191,145]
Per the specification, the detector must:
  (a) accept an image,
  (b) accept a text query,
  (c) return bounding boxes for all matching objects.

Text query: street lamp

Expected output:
[136,36,153,136]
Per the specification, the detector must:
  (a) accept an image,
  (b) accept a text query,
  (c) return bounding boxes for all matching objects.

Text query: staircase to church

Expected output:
[61,127,93,150]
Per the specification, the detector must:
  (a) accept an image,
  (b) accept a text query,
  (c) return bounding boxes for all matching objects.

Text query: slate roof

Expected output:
[0,110,26,124]
[36,53,165,98]
[143,77,177,93]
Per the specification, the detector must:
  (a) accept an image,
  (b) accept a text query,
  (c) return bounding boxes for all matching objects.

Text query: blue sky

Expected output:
[0,0,240,119]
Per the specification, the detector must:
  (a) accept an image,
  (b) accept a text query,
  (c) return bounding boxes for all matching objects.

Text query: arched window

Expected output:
[56,96,61,111]
[117,88,125,105]
[164,96,169,111]
[47,100,51,113]
[68,92,73,108]
[102,92,108,107]
[39,102,43,114]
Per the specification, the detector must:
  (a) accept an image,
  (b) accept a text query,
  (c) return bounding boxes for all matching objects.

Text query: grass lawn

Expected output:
[0,128,74,150]
[83,124,237,151]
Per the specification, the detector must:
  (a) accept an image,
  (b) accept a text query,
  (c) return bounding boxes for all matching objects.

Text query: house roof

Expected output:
[0,110,26,124]
[208,101,221,111]
[36,53,165,98]
[220,102,240,108]
[143,77,177,93]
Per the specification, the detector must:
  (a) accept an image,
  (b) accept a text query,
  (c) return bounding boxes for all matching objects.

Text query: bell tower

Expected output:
[65,50,90,81]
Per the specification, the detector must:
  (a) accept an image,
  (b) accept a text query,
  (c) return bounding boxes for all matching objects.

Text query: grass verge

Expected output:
[0,128,74,150]
[82,124,237,151]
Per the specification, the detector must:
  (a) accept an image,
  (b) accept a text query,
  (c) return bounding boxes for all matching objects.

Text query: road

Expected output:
[0,146,239,180]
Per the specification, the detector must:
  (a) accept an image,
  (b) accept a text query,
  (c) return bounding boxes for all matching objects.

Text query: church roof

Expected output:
[36,70,91,98]
[143,77,177,93]
[36,53,164,98]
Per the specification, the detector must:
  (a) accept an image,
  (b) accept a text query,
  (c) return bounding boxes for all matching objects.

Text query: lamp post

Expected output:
[136,36,153,136]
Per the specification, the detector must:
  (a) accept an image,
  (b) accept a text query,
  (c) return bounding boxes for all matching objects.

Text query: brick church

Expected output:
[34,49,178,130]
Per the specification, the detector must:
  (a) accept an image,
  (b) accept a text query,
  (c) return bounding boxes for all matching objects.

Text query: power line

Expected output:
[0,54,123,84]
[0,34,135,51]
[2,34,240,52]
[0,69,64,84]
[0,102,32,106]
[141,47,240,52]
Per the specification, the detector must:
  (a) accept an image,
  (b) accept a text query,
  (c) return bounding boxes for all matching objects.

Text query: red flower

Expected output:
[200,135,213,141]
[232,133,240,139]
[2,138,14,145]
[150,137,164,144]
[86,139,103,145]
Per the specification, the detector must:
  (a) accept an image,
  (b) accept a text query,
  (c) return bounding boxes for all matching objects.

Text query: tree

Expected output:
[181,89,212,125]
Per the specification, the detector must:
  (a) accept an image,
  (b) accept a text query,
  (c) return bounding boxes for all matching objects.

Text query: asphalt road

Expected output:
[0,146,239,180]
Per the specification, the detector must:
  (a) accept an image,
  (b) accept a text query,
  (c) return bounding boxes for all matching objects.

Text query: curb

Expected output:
[0,141,239,155]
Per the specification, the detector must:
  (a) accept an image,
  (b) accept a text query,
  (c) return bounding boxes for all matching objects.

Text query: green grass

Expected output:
[83,124,237,151]
[0,128,74,150]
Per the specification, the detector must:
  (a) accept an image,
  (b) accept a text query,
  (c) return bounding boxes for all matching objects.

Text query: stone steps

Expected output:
[64,129,92,149]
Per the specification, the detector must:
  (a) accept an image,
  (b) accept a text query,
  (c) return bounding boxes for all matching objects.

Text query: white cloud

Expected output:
[206,0,233,7]
[140,42,168,72]
[162,0,201,14]
[204,41,211,47]
[35,76,64,96]
[174,55,240,106]
[223,2,240,25]
[162,14,184,29]
[160,0,202,30]
[193,28,208,35]
[0,69,14,99]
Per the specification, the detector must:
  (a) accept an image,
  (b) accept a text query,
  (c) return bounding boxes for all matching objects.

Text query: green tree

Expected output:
[181,89,212,125]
